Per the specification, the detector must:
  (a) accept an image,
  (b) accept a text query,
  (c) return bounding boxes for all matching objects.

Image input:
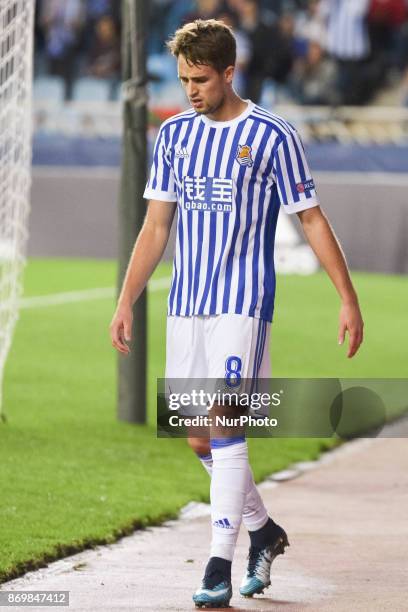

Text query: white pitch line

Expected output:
[18,276,171,309]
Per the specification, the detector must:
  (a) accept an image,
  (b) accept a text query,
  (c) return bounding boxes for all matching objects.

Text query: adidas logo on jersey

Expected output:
[213,518,234,529]
[175,146,189,159]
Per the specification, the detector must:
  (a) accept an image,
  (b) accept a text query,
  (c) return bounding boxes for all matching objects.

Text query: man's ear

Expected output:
[224,65,235,84]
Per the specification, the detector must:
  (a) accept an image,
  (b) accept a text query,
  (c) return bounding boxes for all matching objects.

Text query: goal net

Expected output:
[0,1,34,417]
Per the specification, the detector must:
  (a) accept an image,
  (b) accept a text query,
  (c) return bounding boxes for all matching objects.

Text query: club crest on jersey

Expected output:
[236,144,253,167]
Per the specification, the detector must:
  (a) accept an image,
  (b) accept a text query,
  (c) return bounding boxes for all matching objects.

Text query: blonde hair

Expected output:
[167,19,236,72]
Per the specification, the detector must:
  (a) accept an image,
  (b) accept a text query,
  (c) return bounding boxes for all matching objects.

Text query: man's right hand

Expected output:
[110,305,133,355]
[108,200,176,355]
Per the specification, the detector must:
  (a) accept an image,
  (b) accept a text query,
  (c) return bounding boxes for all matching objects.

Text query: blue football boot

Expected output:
[240,523,289,598]
[192,579,232,608]
[193,557,232,608]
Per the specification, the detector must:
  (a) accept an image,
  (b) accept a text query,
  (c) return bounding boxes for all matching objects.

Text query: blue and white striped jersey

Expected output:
[321,0,370,61]
[143,100,319,322]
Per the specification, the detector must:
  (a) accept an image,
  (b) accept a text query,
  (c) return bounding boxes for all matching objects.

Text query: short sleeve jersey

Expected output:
[143,101,319,322]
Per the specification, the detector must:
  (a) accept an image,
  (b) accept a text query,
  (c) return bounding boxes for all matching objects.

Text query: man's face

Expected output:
[177,54,233,115]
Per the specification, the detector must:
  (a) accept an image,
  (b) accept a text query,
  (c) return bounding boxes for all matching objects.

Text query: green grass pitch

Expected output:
[0,258,406,582]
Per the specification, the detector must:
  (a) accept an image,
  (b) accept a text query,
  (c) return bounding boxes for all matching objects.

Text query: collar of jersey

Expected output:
[198,100,255,128]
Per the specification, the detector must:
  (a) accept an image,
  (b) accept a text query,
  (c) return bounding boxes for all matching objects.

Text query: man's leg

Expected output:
[188,435,270,532]
[192,416,289,599]
[208,404,250,562]
[192,403,247,607]
[193,314,289,602]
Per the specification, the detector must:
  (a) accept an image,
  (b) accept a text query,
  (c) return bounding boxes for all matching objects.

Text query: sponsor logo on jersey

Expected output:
[175,146,190,159]
[213,518,234,529]
[296,179,315,193]
[182,176,233,212]
[236,144,253,167]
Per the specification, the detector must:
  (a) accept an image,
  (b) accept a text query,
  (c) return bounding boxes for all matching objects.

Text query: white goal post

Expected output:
[0,1,34,417]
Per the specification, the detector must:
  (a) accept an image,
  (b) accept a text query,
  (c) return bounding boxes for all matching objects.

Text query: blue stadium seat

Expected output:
[147,53,178,83]
[33,76,64,103]
[73,77,110,102]
[148,80,187,108]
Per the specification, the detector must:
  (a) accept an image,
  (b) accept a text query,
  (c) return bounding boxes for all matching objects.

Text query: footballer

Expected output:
[110,19,364,608]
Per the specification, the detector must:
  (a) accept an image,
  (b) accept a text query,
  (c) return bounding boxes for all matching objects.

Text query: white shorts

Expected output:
[165,314,271,417]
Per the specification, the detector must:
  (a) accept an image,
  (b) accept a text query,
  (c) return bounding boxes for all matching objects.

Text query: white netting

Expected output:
[0,0,34,416]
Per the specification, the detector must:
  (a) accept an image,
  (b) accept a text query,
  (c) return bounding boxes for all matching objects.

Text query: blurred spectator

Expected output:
[397,20,408,75]
[320,0,373,105]
[278,10,298,66]
[228,0,277,24]
[184,0,225,21]
[294,0,327,48]
[321,0,371,62]
[87,16,121,100]
[32,0,408,107]
[87,0,116,21]
[82,0,120,54]
[289,1,335,104]
[250,0,301,20]
[402,66,408,105]
[290,40,336,104]
[216,9,251,94]
[368,0,407,73]
[148,0,194,54]
[34,0,46,75]
[236,0,295,102]
[40,0,85,101]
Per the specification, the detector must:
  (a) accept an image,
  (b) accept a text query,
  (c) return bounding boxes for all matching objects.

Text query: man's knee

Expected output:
[188,436,211,456]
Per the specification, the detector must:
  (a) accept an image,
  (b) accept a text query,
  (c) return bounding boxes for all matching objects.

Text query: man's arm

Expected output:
[297,206,364,358]
[110,199,176,354]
